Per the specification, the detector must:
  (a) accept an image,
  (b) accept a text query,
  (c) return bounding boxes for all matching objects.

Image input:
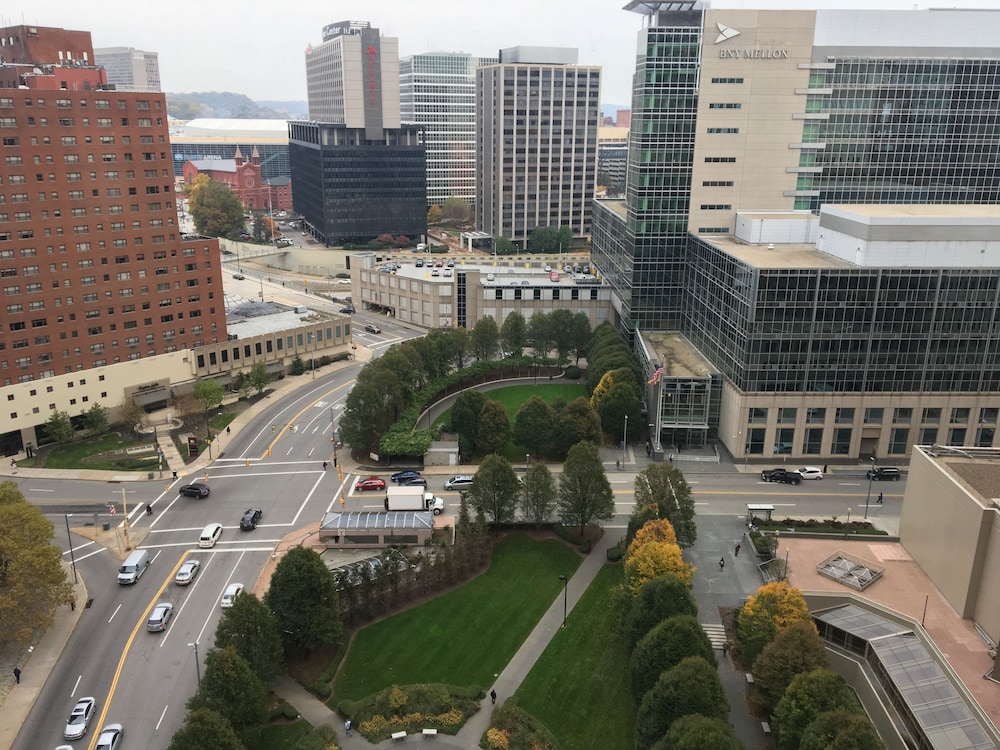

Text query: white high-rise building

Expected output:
[400,52,497,208]
[476,47,601,245]
[94,46,160,92]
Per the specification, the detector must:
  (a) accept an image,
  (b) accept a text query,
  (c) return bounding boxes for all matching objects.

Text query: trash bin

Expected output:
[147,472,155,480]
[102,522,110,531]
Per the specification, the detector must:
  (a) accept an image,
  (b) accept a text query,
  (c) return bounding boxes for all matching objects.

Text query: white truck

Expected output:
[384,485,445,515]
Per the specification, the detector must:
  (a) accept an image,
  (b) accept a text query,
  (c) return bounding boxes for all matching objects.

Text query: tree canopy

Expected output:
[557,441,615,535]
[736,581,814,666]
[167,708,245,750]
[0,481,74,645]
[214,587,284,684]
[635,656,728,750]
[499,311,527,356]
[624,538,695,596]
[468,454,521,523]
[477,400,512,456]
[187,175,246,239]
[752,620,830,712]
[624,573,698,653]
[520,461,557,528]
[652,715,746,750]
[187,646,267,730]
[513,396,554,458]
[471,315,500,361]
[772,668,862,750]
[263,546,343,656]
[632,464,697,547]
[629,614,715,702]
[799,710,885,750]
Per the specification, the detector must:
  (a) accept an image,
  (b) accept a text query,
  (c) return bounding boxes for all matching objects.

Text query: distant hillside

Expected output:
[167,92,304,120]
[256,100,308,119]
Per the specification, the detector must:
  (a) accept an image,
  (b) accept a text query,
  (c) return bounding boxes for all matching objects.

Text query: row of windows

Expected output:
[742,425,995,456]
[748,405,998,426]
[0,97,160,110]
[197,326,346,368]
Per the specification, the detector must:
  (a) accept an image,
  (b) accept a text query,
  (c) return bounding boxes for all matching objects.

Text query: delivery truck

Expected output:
[385,484,445,515]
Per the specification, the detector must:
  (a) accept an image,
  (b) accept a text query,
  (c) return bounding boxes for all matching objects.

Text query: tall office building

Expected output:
[399,52,497,208]
[291,21,426,245]
[591,3,1000,461]
[94,46,161,92]
[0,25,226,384]
[476,47,600,245]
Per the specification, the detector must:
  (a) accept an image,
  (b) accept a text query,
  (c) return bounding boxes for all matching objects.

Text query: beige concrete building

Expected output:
[351,253,612,331]
[899,446,1000,647]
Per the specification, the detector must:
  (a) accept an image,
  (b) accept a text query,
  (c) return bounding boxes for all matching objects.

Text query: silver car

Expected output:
[146,602,174,632]
[95,723,123,750]
[64,696,96,740]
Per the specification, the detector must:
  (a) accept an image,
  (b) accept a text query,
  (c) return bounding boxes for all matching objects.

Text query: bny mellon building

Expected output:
[591,3,1000,461]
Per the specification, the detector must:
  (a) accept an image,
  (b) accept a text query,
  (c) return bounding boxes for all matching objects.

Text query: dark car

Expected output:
[867,466,902,481]
[232,273,245,280]
[398,476,428,487]
[339,306,355,314]
[365,323,382,334]
[240,507,263,530]
[391,470,422,483]
[179,483,211,498]
[760,468,801,485]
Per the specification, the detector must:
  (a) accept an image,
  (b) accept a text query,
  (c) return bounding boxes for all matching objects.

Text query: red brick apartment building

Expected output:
[0,25,226,384]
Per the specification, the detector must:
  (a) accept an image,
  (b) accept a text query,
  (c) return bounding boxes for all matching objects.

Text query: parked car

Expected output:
[146,602,174,632]
[179,483,210,498]
[444,475,475,491]
[398,476,428,487]
[795,466,824,480]
[174,560,201,585]
[232,273,245,280]
[760,468,802,485]
[95,723,124,750]
[486,273,495,282]
[240,508,263,530]
[221,582,244,608]
[355,476,386,492]
[431,269,441,277]
[443,269,453,277]
[550,271,560,282]
[339,306,355,314]
[391,470,422,483]
[415,258,424,267]
[365,323,382,334]
[867,466,901,481]
[64,696,96,740]
[446,259,455,267]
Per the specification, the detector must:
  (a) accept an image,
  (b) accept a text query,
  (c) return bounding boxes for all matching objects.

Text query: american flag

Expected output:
[648,365,665,385]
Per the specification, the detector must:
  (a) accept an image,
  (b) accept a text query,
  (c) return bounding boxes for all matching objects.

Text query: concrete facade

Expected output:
[94,46,161,92]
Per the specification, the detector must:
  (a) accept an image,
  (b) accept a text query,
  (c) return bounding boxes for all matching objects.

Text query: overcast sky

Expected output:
[6,1,1000,110]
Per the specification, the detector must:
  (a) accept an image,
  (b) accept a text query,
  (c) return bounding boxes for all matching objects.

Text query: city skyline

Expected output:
[10,0,996,112]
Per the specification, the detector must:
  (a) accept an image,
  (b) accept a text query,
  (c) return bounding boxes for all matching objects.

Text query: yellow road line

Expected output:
[260,381,355,460]
[86,551,189,750]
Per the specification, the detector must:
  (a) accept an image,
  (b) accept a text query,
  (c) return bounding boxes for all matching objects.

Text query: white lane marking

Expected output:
[29,488,55,492]
[71,674,82,697]
[108,603,122,623]
[155,704,169,731]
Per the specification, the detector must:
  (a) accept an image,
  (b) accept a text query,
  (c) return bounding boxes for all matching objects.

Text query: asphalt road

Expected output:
[14,355,904,748]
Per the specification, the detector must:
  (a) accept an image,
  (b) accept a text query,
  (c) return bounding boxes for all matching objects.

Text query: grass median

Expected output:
[333,533,583,701]
[517,564,635,750]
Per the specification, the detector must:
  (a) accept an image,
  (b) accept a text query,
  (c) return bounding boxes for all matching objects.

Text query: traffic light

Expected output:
[271,425,276,433]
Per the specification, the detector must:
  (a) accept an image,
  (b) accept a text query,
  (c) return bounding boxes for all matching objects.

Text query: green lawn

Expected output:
[517,564,635,750]
[433,382,586,429]
[30,433,159,471]
[333,534,582,700]
[245,720,335,750]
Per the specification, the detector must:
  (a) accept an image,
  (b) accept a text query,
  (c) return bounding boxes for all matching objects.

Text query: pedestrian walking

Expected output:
[719,557,725,570]
[145,504,153,516]
[616,459,620,470]
[322,461,328,471]
[877,492,883,504]
[226,425,231,435]
[490,689,497,704]
[12,667,20,684]
[10,460,15,473]
[333,456,338,468]
[734,543,741,557]
[823,464,828,473]
[668,453,673,463]
[345,719,352,736]
[646,446,651,457]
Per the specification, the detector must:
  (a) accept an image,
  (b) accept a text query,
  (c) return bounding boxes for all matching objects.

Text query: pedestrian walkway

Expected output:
[271,531,619,748]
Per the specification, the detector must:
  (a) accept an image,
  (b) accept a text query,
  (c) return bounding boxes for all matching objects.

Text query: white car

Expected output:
[95,722,123,750]
[199,522,224,548]
[795,466,824,480]
[64,696,96,740]
[221,582,244,608]
[174,559,201,585]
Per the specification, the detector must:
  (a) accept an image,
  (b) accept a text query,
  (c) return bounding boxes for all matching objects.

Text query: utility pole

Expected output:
[120,487,132,552]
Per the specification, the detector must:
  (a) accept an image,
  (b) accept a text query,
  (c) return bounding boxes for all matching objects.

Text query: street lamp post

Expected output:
[525,453,530,472]
[188,642,201,686]
[559,574,568,627]
[308,332,316,380]
[622,415,628,467]
[64,514,79,584]
[864,455,876,519]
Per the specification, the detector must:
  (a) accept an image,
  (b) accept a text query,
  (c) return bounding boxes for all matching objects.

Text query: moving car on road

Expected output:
[398,476,428,487]
[867,466,901,481]
[444,475,475,491]
[146,603,174,632]
[174,560,201,585]
[355,476,386,492]
[64,696,96,740]
[179,483,210,498]
[365,323,382,334]
[198,522,224,548]
[221,582,244,608]
[240,508,263,530]
[760,468,802,485]
[95,723,124,750]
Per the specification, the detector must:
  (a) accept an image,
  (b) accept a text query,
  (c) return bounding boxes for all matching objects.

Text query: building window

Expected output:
[950,408,970,424]
[921,407,940,424]
[746,428,765,455]
[748,407,767,424]
[803,428,822,455]
[805,407,825,424]
[708,102,742,109]
[888,428,909,455]
[893,408,912,424]
[919,427,937,445]
[947,427,966,445]
[777,408,796,424]
[979,408,998,424]
[976,428,995,448]
[832,428,852,455]
[864,408,883,425]
[706,128,739,134]
[835,408,854,424]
